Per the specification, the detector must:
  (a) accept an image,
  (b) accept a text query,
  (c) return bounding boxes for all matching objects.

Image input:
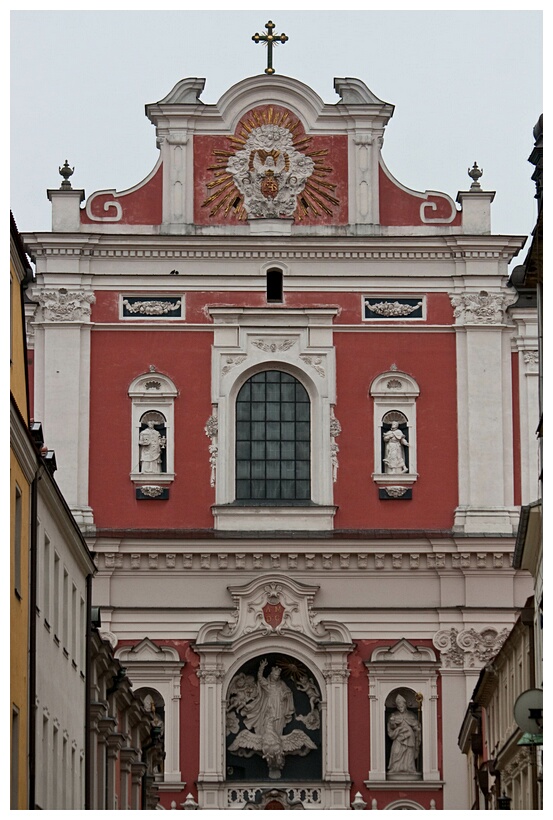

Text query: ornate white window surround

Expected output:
[208,307,339,531]
[193,575,354,810]
[115,638,185,785]
[364,639,441,785]
[369,369,420,492]
[128,371,178,484]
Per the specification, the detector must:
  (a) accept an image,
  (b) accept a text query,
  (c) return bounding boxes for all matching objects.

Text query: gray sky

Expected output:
[10,7,542,250]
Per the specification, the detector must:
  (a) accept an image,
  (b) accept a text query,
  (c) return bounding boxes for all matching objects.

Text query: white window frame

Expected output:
[208,307,339,531]
[128,372,178,484]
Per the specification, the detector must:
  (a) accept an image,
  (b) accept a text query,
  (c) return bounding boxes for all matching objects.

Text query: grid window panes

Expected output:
[236,370,311,501]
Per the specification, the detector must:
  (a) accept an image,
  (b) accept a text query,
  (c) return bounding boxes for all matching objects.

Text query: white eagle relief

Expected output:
[226,124,315,218]
[227,659,318,779]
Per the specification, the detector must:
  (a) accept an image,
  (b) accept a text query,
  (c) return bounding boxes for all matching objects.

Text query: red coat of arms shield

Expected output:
[262,601,285,627]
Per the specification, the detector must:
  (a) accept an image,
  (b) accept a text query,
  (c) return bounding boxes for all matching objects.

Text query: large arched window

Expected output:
[235,371,310,502]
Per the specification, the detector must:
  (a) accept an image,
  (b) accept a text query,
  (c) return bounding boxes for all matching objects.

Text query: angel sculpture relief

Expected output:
[227,659,317,779]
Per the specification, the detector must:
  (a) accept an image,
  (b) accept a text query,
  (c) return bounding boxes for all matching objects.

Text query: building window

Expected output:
[11,706,19,809]
[14,484,22,598]
[235,370,310,502]
[53,552,60,640]
[266,268,283,303]
[43,534,51,627]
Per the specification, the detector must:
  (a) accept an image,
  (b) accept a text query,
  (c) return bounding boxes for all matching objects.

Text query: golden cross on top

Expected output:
[252,21,288,75]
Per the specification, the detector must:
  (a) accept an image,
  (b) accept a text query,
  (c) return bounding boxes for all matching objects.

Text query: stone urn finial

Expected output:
[468,161,483,190]
[59,160,74,190]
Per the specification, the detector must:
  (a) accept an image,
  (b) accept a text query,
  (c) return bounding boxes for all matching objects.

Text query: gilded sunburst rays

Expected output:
[202,108,339,220]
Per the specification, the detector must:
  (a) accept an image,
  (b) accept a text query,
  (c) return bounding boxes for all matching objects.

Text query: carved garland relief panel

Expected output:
[194,105,348,225]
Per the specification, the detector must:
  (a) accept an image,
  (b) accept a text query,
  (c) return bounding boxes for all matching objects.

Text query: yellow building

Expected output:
[10,212,36,808]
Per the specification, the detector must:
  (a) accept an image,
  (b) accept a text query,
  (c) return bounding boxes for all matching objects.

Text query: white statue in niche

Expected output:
[383,422,409,474]
[139,421,166,474]
[227,659,317,779]
[387,694,421,778]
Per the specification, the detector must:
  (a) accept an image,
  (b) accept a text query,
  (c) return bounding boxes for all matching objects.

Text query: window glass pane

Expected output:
[266,480,281,499]
[237,441,251,460]
[252,402,265,421]
[266,383,280,402]
[252,481,266,499]
[281,480,295,498]
[236,422,250,441]
[266,461,281,479]
[266,402,281,421]
[252,441,266,459]
[251,461,265,479]
[252,383,266,401]
[296,441,310,460]
[236,402,250,421]
[281,441,295,460]
[236,480,250,499]
[281,402,295,421]
[266,422,280,440]
[235,370,310,501]
[281,383,295,402]
[281,461,295,479]
[252,422,265,440]
[296,422,310,440]
[236,461,250,479]
[296,480,310,499]
[281,422,295,441]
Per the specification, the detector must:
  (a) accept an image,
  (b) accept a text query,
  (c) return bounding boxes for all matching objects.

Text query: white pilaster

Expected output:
[323,669,351,783]
[451,291,518,534]
[197,668,225,783]
[31,287,95,528]
[439,670,470,810]
[159,132,193,232]
[510,309,540,504]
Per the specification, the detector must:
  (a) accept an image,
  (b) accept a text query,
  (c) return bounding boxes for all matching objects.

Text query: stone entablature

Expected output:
[92,546,517,573]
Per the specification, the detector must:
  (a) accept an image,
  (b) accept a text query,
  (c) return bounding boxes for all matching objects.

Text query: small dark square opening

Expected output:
[267,269,283,303]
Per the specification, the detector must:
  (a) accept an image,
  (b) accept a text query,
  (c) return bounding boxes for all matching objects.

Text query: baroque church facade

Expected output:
[23,70,537,810]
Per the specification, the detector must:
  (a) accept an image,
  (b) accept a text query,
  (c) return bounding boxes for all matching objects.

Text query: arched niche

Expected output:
[128,371,178,484]
[385,687,422,781]
[225,653,322,783]
[115,638,184,784]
